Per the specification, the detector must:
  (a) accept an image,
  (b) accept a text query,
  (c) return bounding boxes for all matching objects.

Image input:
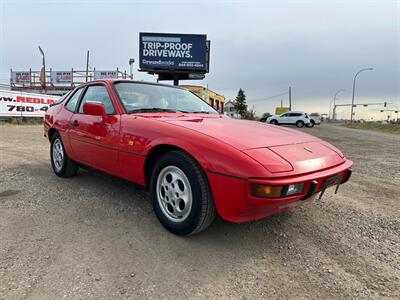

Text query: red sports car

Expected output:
[44,79,352,235]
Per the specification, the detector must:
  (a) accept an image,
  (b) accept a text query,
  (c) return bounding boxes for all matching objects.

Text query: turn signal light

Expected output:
[252,184,283,198]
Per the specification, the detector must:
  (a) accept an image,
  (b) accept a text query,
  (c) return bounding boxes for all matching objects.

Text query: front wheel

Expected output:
[270,119,278,125]
[150,151,216,236]
[50,132,78,177]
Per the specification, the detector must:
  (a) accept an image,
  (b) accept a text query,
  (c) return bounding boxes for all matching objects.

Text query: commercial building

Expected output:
[181,85,225,113]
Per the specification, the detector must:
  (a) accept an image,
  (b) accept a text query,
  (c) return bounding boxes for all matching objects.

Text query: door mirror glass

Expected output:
[83,102,106,116]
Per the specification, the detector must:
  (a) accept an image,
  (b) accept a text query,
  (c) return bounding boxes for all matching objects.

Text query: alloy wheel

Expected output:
[156,166,193,222]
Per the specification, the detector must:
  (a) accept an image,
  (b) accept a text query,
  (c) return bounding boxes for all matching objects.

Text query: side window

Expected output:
[78,85,115,114]
[65,88,84,112]
[281,113,289,117]
[289,113,301,117]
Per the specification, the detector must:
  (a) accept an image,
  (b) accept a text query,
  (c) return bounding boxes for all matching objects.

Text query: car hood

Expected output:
[136,114,345,174]
[150,114,319,150]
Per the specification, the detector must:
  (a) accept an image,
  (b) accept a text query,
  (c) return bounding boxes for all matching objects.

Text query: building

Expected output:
[224,100,239,118]
[180,85,225,113]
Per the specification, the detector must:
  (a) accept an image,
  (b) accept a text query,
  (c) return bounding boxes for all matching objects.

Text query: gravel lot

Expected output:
[0,124,399,299]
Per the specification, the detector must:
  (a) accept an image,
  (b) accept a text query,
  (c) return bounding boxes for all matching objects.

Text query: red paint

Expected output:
[44,79,353,223]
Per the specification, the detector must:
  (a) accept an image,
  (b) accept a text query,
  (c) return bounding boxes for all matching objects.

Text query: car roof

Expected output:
[85,79,185,90]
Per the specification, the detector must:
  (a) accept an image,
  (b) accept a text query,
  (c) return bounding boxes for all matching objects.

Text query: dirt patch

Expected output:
[0,124,399,299]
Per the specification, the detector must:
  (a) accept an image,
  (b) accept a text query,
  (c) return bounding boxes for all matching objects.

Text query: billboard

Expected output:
[94,70,118,79]
[51,71,73,83]
[0,90,60,117]
[11,71,31,84]
[275,107,290,115]
[139,32,208,72]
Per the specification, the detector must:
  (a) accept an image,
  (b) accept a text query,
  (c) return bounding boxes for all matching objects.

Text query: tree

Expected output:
[234,88,247,118]
[244,106,257,120]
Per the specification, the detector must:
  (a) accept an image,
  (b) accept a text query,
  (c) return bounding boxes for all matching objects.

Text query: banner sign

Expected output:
[139,32,208,71]
[51,71,73,83]
[10,71,31,84]
[94,71,118,79]
[0,90,60,117]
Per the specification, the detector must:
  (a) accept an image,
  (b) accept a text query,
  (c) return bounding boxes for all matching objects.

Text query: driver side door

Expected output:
[68,84,121,175]
[279,113,290,124]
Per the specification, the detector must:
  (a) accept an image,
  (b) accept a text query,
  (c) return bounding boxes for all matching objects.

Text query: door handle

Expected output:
[71,120,79,127]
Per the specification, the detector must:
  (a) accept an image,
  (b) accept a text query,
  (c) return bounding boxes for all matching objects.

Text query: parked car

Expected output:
[44,80,352,235]
[267,111,313,127]
[309,114,322,127]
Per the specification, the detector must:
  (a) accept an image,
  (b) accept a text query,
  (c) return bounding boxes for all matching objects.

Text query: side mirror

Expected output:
[83,102,106,116]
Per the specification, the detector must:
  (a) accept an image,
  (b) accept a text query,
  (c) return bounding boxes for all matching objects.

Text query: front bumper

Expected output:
[207,160,353,223]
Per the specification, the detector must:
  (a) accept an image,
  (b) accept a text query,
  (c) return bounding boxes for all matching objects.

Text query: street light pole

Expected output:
[332,89,345,120]
[350,67,373,123]
[38,46,46,89]
[128,58,135,79]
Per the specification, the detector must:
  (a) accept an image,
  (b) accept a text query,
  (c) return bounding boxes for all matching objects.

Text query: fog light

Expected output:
[284,183,304,196]
[252,184,283,198]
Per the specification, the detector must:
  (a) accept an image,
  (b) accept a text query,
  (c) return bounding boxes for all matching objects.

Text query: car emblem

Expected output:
[304,147,313,153]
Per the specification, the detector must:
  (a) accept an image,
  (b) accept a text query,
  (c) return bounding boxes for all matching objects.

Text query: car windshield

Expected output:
[55,91,71,103]
[114,82,219,114]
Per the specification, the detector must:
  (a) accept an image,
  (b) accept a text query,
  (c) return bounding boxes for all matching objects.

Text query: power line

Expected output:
[248,91,289,103]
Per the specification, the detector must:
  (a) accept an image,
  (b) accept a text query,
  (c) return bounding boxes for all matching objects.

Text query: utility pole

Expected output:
[289,86,292,111]
[350,68,373,123]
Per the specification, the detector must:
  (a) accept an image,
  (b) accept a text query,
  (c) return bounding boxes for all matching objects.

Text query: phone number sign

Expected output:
[0,90,60,117]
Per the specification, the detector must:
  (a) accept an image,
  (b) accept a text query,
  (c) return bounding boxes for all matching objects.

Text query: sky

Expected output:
[0,0,398,119]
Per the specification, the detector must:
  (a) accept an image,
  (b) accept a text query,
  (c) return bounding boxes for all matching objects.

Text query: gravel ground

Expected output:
[0,124,399,299]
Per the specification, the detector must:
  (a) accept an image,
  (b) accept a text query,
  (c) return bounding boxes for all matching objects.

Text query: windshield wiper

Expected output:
[190,111,214,114]
[128,108,188,114]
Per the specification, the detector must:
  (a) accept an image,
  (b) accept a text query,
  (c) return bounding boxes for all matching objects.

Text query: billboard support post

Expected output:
[173,75,179,86]
[289,87,292,111]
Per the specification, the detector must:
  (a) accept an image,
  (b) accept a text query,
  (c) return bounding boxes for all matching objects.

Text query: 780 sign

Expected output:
[7,105,49,112]
[0,91,60,117]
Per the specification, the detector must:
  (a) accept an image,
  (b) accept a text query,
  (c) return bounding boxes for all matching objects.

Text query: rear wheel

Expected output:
[296,120,305,128]
[270,119,278,125]
[50,132,78,177]
[150,151,216,236]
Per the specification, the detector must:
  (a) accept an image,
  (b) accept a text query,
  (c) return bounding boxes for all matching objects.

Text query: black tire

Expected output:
[306,120,315,128]
[150,151,216,236]
[296,120,305,128]
[270,119,278,125]
[50,132,78,177]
